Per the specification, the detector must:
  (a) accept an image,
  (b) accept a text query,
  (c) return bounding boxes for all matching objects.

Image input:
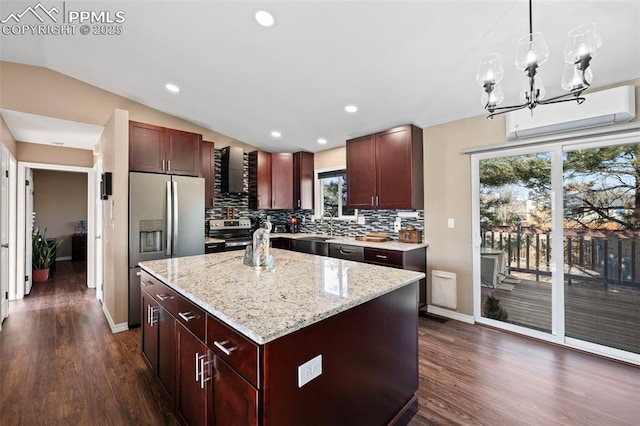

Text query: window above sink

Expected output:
[315,169,357,221]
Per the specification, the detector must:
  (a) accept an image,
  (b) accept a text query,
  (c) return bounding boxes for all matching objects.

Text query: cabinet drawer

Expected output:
[152,283,179,316]
[207,315,259,388]
[176,296,206,341]
[364,248,403,268]
[329,243,364,262]
[140,271,159,293]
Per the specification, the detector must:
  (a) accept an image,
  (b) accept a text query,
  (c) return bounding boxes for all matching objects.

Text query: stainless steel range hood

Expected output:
[221,146,245,194]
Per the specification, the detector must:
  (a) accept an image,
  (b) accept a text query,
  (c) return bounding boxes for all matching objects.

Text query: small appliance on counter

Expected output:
[288,216,300,233]
[272,223,288,233]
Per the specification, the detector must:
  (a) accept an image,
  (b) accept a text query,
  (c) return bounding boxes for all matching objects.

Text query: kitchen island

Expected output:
[139,249,425,425]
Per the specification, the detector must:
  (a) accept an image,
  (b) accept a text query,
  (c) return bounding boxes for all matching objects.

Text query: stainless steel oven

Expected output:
[208,219,253,251]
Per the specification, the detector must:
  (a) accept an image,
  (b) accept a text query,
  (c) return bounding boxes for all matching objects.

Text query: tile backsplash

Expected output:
[205,149,424,239]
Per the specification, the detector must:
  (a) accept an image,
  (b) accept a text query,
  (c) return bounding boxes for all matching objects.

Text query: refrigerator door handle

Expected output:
[173,181,179,252]
[166,181,173,256]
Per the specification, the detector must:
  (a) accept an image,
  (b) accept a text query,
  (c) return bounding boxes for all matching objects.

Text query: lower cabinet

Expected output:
[176,322,210,426]
[141,270,258,426]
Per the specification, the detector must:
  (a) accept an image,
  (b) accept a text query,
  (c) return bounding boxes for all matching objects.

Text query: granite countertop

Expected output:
[270,233,429,251]
[139,249,425,345]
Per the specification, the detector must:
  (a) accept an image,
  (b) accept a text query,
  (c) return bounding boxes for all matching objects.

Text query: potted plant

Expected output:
[32,227,62,283]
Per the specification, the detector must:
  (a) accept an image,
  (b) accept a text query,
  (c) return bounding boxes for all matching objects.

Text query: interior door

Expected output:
[0,144,9,323]
[24,168,34,295]
[94,160,104,302]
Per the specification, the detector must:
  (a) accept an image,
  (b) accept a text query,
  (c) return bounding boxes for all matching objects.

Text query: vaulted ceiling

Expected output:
[1,1,639,152]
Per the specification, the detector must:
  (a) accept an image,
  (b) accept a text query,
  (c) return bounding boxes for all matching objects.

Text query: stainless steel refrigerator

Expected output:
[128,172,204,326]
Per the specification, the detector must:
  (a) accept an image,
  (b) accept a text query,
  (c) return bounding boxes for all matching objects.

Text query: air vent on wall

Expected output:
[506,85,636,140]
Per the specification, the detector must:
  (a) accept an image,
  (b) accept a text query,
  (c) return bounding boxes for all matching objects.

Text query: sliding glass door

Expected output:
[477,151,554,334]
[563,144,640,354]
[473,132,640,363]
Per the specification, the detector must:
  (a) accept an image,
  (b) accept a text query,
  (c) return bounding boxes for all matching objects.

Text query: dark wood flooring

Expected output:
[1,261,638,425]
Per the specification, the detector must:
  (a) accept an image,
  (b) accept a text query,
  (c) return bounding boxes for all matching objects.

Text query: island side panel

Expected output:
[262,281,419,425]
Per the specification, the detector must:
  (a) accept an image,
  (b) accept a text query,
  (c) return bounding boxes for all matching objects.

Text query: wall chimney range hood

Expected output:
[221,146,245,194]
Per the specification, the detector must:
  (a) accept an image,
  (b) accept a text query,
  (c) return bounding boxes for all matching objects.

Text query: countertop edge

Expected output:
[139,261,425,345]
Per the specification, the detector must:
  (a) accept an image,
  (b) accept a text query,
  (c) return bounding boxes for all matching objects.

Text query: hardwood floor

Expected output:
[1,261,638,425]
[0,261,178,425]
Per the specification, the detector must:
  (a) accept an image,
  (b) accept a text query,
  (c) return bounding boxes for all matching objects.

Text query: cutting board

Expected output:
[355,235,392,242]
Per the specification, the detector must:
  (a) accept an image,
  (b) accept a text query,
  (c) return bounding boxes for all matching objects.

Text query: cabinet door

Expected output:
[176,323,210,426]
[157,307,176,403]
[293,151,314,210]
[166,128,201,177]
[375,126,413,209]
[202,141,215,208]
[141,290,159,370]
[249,151,272,210]
[212,356,258,426]
[271,153,293,209]
[130,121,166,173]
[346,134,376,209]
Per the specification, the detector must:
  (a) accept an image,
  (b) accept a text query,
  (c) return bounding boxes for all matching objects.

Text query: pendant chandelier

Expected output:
[476,0,602,118]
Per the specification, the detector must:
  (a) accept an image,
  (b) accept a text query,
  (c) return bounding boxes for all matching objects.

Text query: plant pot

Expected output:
[32,268,50,283]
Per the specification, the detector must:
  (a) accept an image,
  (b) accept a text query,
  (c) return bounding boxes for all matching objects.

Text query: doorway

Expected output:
[15,162,95,300]
[472,130,640,365]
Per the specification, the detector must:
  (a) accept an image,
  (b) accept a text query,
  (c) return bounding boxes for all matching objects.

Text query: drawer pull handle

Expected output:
[179,312,197,322]
[375,254,388,259]
[214,340,237,356]
[157,293,172,301]
[339,249,352,254]
[141,280,152,287]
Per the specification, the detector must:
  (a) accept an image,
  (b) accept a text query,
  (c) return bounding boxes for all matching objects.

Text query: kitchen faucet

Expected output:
[321,211,334,237]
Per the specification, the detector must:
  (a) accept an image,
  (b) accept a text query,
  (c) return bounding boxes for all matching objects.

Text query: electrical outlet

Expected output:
[393,217,402,232]
[448,218,455,228]
[297,354,322,388]
[357,215,365,225]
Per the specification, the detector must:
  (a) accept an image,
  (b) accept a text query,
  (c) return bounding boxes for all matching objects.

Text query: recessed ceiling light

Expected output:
[271,131,282,138]
[255,11,275,27]
[165,83,180,93]
[317,138,327,144]
[345,105,358,113]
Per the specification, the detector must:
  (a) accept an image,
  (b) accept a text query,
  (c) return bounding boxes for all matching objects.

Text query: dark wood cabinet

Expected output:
[364,246,428,310]
[129,121,201,176]
[157,307,175,402]
[249,150,271,210]
[205,242,224,254]
[271,153,293,209]
[293,151,314,210]
[212,357,258,426]
[176,323,210,426]
[271,238,291,250]
[141,290,159,371]
[71,234,86,261]
[250,151,308,210]
[201,141,215,209]
[347,124,423,209]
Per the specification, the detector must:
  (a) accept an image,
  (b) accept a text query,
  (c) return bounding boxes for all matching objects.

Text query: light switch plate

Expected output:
[448,218,455,228]
[357,215,365,225]
[298,354,322,388]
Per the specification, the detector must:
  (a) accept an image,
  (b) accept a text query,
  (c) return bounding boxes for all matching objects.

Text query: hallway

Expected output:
[0,261,177,425]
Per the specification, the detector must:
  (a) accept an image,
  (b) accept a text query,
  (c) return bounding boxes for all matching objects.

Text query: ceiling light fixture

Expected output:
[255,11,275,27]
[165,83,180,93]
[317,138,327,144]
[271,130,281,138]
[345,105,358,113]
[476,0,601,119]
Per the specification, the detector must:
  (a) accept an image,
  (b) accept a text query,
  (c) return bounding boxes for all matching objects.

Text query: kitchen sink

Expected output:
[296,236,332,242]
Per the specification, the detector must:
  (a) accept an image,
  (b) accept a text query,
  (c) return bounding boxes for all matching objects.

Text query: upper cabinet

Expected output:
[249,151,313,210]
[293,151,314,210]
[347,125,423,209]
[202,141,215,209]
[129,121,202,177]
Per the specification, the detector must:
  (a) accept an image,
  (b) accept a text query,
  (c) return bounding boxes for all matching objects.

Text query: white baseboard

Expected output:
[427,305,475,324]
[102,303,129,333]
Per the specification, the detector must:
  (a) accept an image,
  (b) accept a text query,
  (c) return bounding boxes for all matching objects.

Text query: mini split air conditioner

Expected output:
[506,85,636,140]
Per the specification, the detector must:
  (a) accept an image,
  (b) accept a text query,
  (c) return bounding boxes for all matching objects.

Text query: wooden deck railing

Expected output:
[481,226,640,290]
